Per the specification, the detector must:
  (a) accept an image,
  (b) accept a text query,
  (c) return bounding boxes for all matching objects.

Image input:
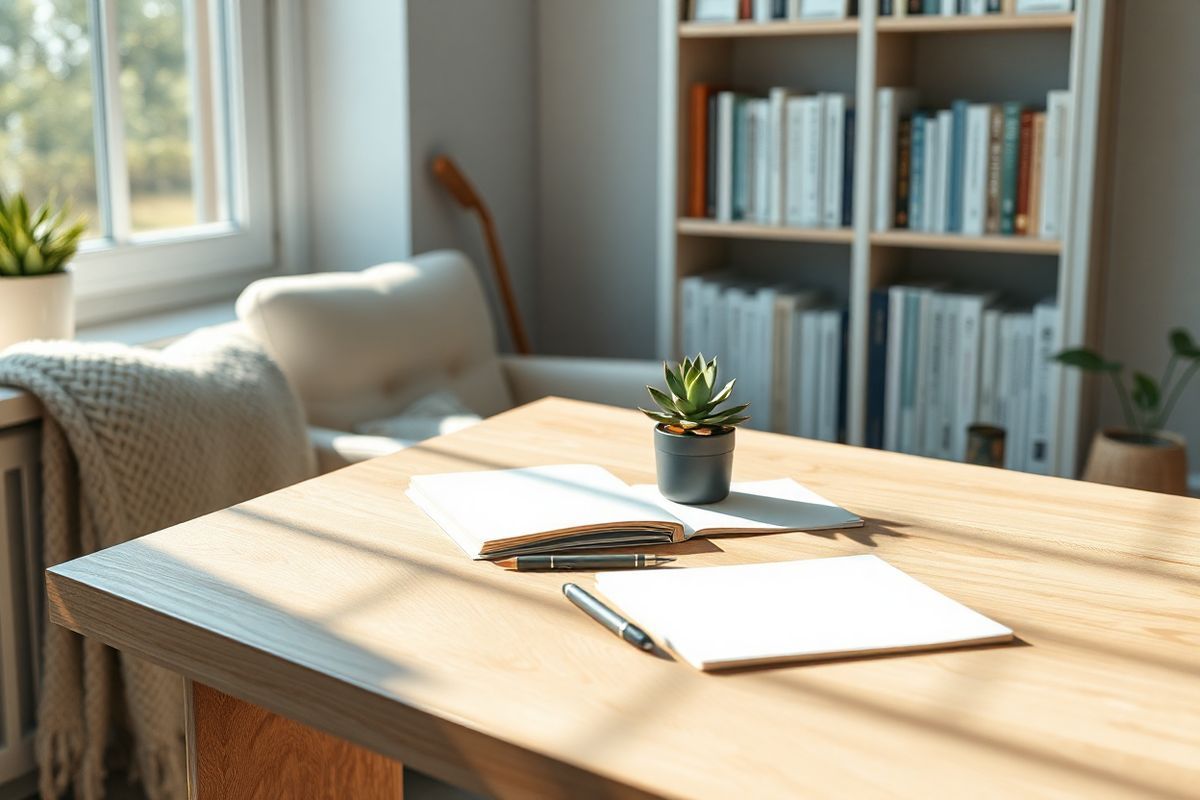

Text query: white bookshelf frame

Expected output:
[656,0,1115,477]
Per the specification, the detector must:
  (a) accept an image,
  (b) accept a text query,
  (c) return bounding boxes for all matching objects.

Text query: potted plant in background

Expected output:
[0,192,86,351]
[640,354,749,504]
[1055,328,1200,495]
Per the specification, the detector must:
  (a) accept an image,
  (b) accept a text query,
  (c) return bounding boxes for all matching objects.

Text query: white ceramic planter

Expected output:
[0,269,74,351]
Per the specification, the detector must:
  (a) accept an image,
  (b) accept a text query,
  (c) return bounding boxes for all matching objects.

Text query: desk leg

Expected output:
[185,681,404,799]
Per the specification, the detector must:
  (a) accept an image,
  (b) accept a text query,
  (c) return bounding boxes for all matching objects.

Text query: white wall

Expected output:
[303,0,410,272]
[536,0,661,358]
[407,0,539,351]
[1097,1,1200,471]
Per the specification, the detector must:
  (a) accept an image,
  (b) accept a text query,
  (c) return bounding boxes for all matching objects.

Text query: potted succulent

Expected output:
[640,354,749,504]
[1055,328,1200,495]
[0,192,86,351]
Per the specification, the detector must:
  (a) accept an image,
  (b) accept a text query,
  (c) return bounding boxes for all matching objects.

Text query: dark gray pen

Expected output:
[495,554,675,571]
[562,583,654,651]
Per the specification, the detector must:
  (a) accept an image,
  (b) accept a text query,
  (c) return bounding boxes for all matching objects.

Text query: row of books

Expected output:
[688,86,854,228]
[874,88,1072,238]
[866,285,1059,473]
[679,273,847,441]
[686,0,856,21]
[883,0,1073,14]
[685,0,1072,22]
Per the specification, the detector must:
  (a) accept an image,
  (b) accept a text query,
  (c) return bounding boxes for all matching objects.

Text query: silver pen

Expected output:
[562,583,654,651]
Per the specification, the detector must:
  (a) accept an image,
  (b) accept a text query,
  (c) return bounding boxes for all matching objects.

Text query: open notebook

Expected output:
[596,555,1015,670]
[406,464,862,560]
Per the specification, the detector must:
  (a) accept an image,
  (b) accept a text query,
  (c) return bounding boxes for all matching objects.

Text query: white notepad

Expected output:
[406,464,862,559]
[595,555,1013,670]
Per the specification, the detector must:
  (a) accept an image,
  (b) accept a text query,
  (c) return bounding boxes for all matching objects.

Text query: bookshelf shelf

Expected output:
[870,230,1062,255]
[659,0,1111,479]
[678,218,853,244]
[876,13,1075,34]
[678,20,860,38]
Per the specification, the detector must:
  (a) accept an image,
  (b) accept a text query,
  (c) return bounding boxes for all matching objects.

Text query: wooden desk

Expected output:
[46,398,1200,799]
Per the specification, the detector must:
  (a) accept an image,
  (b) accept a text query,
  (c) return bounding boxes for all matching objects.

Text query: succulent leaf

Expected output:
[0,191,84,278]
[642,353,749,435]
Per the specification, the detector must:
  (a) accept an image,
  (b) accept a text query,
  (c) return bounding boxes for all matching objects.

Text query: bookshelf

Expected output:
[656,0,1114,478]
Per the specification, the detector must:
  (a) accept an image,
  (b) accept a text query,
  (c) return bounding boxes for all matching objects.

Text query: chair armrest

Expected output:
[499,355,660,409]
[308,426,416,473]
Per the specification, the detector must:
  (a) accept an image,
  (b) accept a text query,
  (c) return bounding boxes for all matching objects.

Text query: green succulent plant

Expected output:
[640,353,749,435]
[0,192,87,277]
[1054,327,1200,440]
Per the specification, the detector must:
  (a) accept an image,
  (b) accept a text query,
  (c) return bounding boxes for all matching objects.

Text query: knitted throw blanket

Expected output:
[0,328,316,800]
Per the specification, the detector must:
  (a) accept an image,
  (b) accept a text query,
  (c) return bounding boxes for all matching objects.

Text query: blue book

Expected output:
[909,111,927,232]
[866,289,889,450]
[841,108,856,228]
[732,97,748,221]
[923,0,941,11]
[999,102,1022,235]
[947,100,968,233]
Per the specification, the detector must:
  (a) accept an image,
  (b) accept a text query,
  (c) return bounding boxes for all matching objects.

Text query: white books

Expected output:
[907,287,936,455]
[797,0,848,19]
[922,294,947,457]
[817,309,841,442]
[410,465,864,560]
[874,88,918,232]
[920,116,938,233]
[798,308,823,438]
[1002,313,1034,472]
[716,92,735,222]
[596,555,1014,670]
[787,95,824,228]
[1027,301,1060,474]
[751,284,779,431]
[821,93,846,229]
[932,110,954,234]
[965,0,987,13]
[694,0,739,22]
[680,276,705,358]
[942,0,957,15]
[1016,0,1073,13]
[753,0,773,22]
[977,307,1003,424]
[766,88,791,225]
[883,285,906,452]
[1039,90,1071,239]
[770,293,798,433]
[962,104,992,236]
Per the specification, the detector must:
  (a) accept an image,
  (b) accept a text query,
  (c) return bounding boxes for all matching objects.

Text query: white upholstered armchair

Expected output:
[236,250,661,472]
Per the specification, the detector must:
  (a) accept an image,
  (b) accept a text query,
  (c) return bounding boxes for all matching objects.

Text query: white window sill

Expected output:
[1,300,239,428]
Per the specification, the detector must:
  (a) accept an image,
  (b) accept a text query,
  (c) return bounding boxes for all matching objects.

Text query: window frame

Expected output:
[72,0,275,325]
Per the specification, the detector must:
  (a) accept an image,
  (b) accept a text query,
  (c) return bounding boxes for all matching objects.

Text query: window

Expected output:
[0,0,272,322]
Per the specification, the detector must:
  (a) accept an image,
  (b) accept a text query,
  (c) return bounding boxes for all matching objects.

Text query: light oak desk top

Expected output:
[47,398,1200,799]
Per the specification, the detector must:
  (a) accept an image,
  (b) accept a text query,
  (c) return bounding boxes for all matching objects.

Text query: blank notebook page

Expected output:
[595,555,1013,670]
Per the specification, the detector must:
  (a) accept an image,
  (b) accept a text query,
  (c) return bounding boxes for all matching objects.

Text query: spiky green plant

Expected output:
[0,192,87,277]
[640,354,749,436]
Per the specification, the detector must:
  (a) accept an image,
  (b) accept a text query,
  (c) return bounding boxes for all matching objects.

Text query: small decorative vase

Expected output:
[0,269,75,351]
[1082,428,1188,495]
[653,425,734,505]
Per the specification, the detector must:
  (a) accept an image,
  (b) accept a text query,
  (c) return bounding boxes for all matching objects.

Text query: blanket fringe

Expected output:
[36,726,82,800]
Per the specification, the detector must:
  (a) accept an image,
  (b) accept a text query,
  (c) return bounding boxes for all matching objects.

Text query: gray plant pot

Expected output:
[653,425,735,504]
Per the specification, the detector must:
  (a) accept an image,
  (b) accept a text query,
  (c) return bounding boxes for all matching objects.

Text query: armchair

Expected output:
[236,250,661,472]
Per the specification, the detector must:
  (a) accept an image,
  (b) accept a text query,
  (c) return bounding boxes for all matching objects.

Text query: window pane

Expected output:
[0,0,101,236]
[118,0,229,233]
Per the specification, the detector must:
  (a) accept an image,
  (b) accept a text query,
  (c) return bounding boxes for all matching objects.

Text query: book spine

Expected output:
[866,288,889,449]
[784,98,805,225]
[953,297,985,461]
[884,286,906,452]
[837,307,849,444]
[923,293,945,457]
[880,0,894,16]
[909,112,926,232]
[767,88,788,225]
[961,105,988,236]
[1015,109,1034,235]
[841,108,856,227]
[754,0,773,21]
[985,104,1004,234]
[986,0,1001,10]
[1039,90,1071,239]
[771,298,793,432]
[899,290,923,454]
[706,92,719,217]
[978,308,1001,424]
[947,100,967,233]
[999,102,1022,235]
[822,94,845,229]
[933,110,953,233]
[716,93,735,223]
[940,296,961,459]
[874,89,895,231]
[740,0,753,19]
[798,96,825,227]
[1028,112,1046,238]
[895,116,913,229]
[753,100,771,223]
[773,0,788,18]
[907,0,922,12]
[1027,301,1059,474]
[800,311,822,438]
[923,0,940,13]
[922,116,939,232]
[733,96,749,220]
[688,84,710,219]
[745,102,759,222]
[819,311,840,442]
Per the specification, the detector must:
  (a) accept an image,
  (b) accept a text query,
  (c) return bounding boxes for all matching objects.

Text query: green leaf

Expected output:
[663,362,688,400]
[639,408,677,425]
[1132,372,1160,412]
[1053,348,1120,372]
[646,386,680,415]
[1170,328,1200,359]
